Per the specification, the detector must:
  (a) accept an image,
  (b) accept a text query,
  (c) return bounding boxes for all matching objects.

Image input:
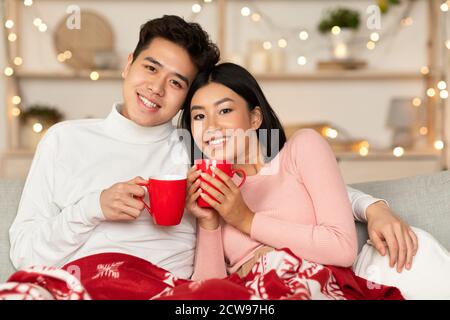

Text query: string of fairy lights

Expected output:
[2,0,450,156]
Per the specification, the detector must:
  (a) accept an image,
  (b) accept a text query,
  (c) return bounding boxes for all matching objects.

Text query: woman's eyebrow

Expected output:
[191,105,204,111]
[191,97,235,111]
[214,97,234,106]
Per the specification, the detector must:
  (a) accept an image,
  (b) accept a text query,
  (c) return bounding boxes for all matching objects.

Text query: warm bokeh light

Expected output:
[278,38,287,48]
[4,67,14,76]
[90,71,100,81]
[366,41,376,50]
[370,32,380,42]
[420,66,429,75]
[419,127,428,135]
[12,107,21,117]
[427,88,436,97]
[192,4,201,13]
[251,13,261,22]
[263,41,272,50]
[323,127,338,139]
[241,7,251,17]
[412,97,422,107]
[57,53,66,62]
[33,123,43,133]
[5,20,14,29]
[38,23,48,32]
[8,33,17,42]
[393,147,405,157]
[12,96,21,105]
[33,18,42,27]
[299,31,309,40]
[13,57,23,66]
[359,147,369,157]
[331,26,341,35]
[297,56,307,66]
[64,50,72,59]
[434,140,444,150]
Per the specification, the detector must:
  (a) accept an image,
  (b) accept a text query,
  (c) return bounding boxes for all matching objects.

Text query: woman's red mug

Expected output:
[137,175,187,226]
[194,159,246,208]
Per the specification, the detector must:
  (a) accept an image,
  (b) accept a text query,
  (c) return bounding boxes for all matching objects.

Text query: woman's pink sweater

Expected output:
[192,129,357,280]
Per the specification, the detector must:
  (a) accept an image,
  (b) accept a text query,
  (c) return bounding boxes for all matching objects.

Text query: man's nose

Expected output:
[147,78,164,96]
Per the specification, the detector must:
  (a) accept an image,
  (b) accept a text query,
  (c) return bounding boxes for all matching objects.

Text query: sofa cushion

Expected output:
[351,170,450,253]
[0,179,24,282]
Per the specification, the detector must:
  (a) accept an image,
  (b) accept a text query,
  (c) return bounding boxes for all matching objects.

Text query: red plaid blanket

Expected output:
[0,248,403,300]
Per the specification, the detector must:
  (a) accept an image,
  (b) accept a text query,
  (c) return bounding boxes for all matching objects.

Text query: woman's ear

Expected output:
[122,53,134,78]
[250,106,263,130]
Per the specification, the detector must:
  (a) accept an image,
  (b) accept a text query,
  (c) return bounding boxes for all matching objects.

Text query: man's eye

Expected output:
[193,114,205,120]
[170,80,182,88]
[145,65,156,72]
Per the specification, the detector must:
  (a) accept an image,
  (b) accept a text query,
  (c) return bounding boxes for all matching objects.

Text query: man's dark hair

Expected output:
[132,15,220,72]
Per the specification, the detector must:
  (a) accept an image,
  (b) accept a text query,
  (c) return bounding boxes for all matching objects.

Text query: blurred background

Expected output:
[1,0,449,183]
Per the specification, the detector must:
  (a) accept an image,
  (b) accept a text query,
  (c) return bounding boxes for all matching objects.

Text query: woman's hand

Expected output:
[366,201,418,272]
[198,166,255,235]
[186,165,220,230]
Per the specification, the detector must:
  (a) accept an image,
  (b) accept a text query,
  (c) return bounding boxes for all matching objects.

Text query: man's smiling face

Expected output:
[121,37,198,127]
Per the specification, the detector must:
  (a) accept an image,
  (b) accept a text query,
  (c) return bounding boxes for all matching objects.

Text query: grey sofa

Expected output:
[1,171,449,283]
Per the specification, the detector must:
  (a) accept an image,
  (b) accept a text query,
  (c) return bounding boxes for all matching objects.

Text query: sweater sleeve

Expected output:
[191,224,227,280]
[250,129,358,267]
[346,186,389,222]
[9,129,105,269]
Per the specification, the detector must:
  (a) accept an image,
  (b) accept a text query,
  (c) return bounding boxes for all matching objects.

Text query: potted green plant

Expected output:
[20,104,64,149]
[318,7,361,60]
[21,105,63,125]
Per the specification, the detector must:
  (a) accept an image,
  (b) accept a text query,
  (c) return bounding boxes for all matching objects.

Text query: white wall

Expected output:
[12,0,428,149]
[0,0,7,155]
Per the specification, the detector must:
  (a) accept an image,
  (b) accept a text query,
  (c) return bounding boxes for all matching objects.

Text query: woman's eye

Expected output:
[219,108,232,115]
[193,114,205,120]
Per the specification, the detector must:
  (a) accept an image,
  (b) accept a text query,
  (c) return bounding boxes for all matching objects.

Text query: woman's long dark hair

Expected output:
[178,62,286,164]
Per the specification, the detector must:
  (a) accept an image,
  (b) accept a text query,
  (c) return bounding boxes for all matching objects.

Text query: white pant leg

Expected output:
[353,227,450,300]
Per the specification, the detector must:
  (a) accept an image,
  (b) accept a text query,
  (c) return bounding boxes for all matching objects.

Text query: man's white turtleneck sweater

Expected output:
[9,103,196,279]
[9,103,382,279]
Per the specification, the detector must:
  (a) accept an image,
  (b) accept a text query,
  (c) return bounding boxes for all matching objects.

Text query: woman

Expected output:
[179,62,402,279]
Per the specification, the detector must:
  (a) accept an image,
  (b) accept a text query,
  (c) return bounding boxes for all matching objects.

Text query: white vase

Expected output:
[330,28,355,60]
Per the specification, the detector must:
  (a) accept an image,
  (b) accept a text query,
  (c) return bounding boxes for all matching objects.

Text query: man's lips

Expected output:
[137,93,161,110]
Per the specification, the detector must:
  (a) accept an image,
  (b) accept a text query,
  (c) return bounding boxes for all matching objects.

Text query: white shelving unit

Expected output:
[1,0,447,182]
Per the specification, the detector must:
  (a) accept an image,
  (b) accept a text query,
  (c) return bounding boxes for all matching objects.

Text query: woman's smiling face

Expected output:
[190,82,262,162]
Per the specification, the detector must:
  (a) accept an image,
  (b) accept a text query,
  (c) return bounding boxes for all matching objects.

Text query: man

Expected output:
[9,15,416,280]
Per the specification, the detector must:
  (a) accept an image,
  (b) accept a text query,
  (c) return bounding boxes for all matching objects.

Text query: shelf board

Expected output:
[336,150,442,161]
[2,148,441,161]
[16,70,122,80]
[15,70,424,81]
[255,70,424,81]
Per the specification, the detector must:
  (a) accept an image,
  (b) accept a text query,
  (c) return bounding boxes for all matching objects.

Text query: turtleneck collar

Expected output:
[102,103,175,144]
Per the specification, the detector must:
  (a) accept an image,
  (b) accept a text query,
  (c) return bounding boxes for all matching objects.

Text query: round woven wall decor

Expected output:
[54,10,115,70]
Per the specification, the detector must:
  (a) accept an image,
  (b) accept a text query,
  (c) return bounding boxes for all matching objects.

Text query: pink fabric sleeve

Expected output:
[191,224,228,281]
[250,129,358,267]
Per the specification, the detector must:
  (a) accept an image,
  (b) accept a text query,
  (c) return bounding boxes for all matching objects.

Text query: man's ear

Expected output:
[122,53,134,78]
[250,106,263,130]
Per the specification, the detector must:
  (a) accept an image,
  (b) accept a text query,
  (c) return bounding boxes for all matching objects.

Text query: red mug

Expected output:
[194,159,246,208]
[137,175,187,226]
